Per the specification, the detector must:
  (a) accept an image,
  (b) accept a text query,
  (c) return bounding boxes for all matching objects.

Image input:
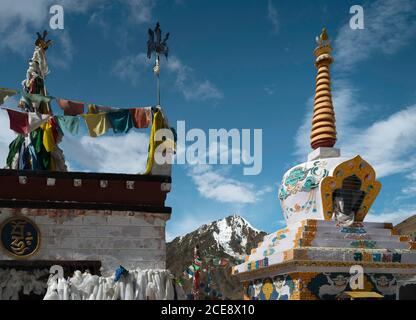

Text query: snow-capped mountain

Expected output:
[167,215,266,299]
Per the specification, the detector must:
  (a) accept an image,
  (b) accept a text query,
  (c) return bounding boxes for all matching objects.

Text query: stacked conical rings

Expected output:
[310,49,337,150]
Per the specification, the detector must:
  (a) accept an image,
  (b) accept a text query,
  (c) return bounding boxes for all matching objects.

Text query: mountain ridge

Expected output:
[167,214,266,299]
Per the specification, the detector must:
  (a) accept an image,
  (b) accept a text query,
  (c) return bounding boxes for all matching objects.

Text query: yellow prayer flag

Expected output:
[42,122,56,153]
[82,113,111,137]
[143,110,165,175]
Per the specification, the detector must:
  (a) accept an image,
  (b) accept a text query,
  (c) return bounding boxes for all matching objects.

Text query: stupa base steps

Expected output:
[234,219,416,300]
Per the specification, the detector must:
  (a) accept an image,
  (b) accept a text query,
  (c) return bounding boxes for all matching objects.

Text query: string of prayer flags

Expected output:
[95,105,120,113]
[130,107,152,128]
[81,113,111,137]
[87,104,121,114]
[56,115,80,135]
[57,98,84,116]
[0,88,17,105]
[107,109,134,134]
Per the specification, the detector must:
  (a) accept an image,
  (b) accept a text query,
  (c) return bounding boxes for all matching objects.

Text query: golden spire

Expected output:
[310,28,337,150]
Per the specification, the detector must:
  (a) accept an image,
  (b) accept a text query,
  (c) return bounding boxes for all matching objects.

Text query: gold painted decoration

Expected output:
[320,156,381,222]
[1,216,40,258]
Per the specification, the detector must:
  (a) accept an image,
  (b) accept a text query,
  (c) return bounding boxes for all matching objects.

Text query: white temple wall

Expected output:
[0,208,169,275]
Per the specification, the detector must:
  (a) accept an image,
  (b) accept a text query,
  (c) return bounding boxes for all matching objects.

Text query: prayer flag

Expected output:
[57,98,84,116]
[42,121,56,152]
[130,107,151,128]
[6,108,29,135]
[81,113,111,137]
[23,92,53,104]
[107,109,133,134]
[56,115,80,135]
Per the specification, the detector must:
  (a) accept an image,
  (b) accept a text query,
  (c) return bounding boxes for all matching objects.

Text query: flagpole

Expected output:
[154,53,161,106]
[147,22,169,108]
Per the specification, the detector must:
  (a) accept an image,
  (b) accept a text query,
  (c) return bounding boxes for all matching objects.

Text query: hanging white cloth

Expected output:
[0,268,48,300]
[42,268,181,301]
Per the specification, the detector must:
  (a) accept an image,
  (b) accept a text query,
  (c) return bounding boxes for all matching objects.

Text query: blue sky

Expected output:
[0,0,416,240]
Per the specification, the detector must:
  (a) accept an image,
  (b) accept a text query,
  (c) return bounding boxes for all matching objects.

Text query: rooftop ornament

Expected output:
[147,22,170,106]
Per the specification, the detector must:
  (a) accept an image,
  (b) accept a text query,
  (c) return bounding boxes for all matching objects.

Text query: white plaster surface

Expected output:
[0,208,170,275]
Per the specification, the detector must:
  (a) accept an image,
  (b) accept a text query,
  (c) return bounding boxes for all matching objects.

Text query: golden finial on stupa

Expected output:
[310,28,337,150]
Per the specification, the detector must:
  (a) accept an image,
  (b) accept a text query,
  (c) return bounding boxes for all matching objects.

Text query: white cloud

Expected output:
[166,56,223,101]
[112,52,152,84]
[113,53,223,101]
[366,207,416,225]
[0,101,20,168]
[334,0,416,71]
[48,30,74,70]
[123,0,156,24]
[61,131,150,174]
[0,0,154,69]
[345,105,416,178]
[402,185,416,196]
[166,214,214,242]
[295,79,416,179]
[0,0,100,69]
[267,0,279,34]
[264,83,278,96]
[188,165,271,204]
[0,0,50,54]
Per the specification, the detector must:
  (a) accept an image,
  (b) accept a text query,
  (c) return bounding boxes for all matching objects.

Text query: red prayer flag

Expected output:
[6,109,29,135]
[57,99,84,116]
[130,108,151,128]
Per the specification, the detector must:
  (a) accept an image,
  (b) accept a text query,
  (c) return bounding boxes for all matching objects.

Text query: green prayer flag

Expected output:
[107,109,133,134]
[31,128,50,170]
[6,135,24,168]
[22,92,53,104]
[56,115,80,135]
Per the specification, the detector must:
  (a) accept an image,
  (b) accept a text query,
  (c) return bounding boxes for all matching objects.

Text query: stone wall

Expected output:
[0,208,170,275]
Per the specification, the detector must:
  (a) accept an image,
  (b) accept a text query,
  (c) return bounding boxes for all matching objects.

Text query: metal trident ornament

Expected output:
[147,22,170,60]
[147,22,170,106]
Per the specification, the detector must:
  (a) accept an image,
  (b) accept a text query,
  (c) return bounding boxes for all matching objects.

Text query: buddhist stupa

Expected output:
[232,28,416,300]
